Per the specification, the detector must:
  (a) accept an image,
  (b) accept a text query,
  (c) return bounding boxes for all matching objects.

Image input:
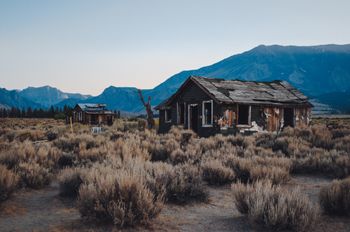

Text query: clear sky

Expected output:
[0,0,349,95]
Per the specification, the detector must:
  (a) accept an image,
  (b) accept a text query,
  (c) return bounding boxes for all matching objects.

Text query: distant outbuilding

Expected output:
[155,76,313,137]
[71,103,115,125]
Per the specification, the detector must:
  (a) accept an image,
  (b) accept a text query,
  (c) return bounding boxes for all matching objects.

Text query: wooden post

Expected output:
[70,116,73,133]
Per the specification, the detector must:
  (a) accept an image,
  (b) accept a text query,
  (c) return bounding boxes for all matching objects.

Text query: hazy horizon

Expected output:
[1,0,350,95]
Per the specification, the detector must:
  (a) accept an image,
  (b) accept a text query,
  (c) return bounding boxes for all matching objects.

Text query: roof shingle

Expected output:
[156,76,312,109]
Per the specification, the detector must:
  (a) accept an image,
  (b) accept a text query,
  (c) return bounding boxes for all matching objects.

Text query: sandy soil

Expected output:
[1,175,350,232]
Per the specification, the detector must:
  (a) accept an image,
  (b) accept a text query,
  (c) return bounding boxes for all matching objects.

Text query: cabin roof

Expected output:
[76,103,114,114]
[155,76,312,109]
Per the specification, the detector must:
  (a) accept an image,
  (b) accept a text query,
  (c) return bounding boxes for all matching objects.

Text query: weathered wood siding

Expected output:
[295,107,311,127]
[158,81,221,137]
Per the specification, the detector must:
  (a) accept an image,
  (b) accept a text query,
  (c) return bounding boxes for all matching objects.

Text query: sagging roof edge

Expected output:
[154,76,313,110]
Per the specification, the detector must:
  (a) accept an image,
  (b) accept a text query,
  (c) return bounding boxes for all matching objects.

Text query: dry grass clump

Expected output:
[319,178,350,215]
[201,159,235,185]
[58,167,87,197]
[77,163,163,227]
[0,141,61,170]
[334,135,350,153]
[16,162,51,189]
[224,156,291,184]
[0,128,46,142]
[0,164,18,202]
[291,149,350,178]
[149,137,180,162]
[232,181,319,231]
[166,163,208,204]
[170,148,189,165]
[53,133,105,153]
[112,118,145,132]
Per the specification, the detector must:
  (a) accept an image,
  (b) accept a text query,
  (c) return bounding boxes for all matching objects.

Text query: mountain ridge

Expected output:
[1,44,350,114]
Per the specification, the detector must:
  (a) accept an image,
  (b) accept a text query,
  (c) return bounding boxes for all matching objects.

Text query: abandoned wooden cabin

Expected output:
[155,76,312,137]
[72,103,115,125]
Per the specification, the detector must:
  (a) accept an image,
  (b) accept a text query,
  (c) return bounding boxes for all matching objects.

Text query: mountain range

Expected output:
[1,44,350,114]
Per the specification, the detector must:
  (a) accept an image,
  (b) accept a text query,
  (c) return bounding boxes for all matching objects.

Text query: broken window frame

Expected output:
[164,108,172,123]
[237,104,251,126]
[202,100,213,127]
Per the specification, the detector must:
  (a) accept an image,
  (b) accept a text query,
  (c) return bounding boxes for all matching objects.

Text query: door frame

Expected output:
[187,104,198,130]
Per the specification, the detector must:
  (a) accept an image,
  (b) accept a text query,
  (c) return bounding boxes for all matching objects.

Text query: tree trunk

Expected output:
[138,90,155,129]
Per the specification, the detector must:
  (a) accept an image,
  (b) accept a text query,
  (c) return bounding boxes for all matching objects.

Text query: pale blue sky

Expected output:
[0,0,349,95]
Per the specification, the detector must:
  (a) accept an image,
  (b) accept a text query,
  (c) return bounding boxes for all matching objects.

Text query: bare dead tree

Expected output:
[138,89,155,129]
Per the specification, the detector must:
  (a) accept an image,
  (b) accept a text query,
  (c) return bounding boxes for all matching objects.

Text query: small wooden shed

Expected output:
[72,103,115,125]
[155,76,312,137]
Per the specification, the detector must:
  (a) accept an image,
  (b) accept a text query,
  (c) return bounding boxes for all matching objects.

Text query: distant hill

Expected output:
[2,44,350,114]
[0,88,42,109]
[80,44,350,113]
[19,86,91,108]
[316,91,350,114]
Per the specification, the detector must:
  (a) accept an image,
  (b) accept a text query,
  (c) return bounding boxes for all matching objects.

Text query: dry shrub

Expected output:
[143,161,174,201]
[291,149,350,178]
[255,133,276,149]
[224,156,291,184]
[16,162,51,189]
[46,131,58,141]
[112,135,150,161]
[149,142,168,161]
[225,157,252,183]
[319,178,350,215]
[272,137,298,156]
[170,148,188,165]
[15,129,46,142]
[332,128,350,139]
[334,135,350,153]
[226,134,250,148]
[168,126,196,144]
[77,163,163,227]
[0,141,35,169]
[149,137,180,162]
[58,167,87,197]
[78,146,107,163]
[232,181,319,231]
[57,153,75,168]
[310,125,334,149]
[54,134,104,153]
[166,163,208,204]
[201,159,235,185]
[0,164,18,202]
[250,166,290,185]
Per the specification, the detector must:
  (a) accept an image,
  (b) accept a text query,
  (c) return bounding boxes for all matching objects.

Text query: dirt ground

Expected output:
[1,175,350,232]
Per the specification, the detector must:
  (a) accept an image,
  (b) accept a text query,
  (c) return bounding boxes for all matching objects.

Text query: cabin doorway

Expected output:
[91,115,97,125]
[283,108,294,127]
[188,104,198,133]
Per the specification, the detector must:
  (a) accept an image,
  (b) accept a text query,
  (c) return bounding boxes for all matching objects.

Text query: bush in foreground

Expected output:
[58,167,86,197]
[17,162,51,189]
[167,163,208,204]
[202,159,235,185]
[232,181,319,231]
[0,164,18,202]
[77,164,163,227]
[319,178,350,215]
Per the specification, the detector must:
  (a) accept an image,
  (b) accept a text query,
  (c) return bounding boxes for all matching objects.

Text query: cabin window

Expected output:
[238,105,251,125]
[165,108,172,123]
[78,112,82,121]
[202,100,213,126]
